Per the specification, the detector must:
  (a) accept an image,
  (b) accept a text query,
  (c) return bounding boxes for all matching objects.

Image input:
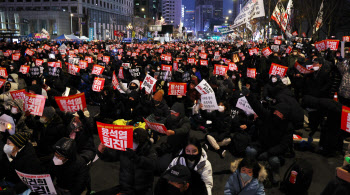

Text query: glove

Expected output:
[258,152,269,161]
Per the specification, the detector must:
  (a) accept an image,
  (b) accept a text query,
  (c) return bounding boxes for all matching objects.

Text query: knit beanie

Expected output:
[153,90,164,102]
[9,132,28,148]
[42,106,56,119]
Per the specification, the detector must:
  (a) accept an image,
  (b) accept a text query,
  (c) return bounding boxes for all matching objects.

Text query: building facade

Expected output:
[0,0,134,40]
[161,0,181,27]
[195,4,213,33]
[183,9,195,31]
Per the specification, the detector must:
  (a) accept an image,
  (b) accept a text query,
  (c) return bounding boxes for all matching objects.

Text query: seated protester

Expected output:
[0,82,15,102]
[321,157,350,195]
[167,137,213,195]
[118,79,140,94]
[65,112,96,164]
[262,75,282,103]
[244,87,293,184]
[224,158,267,195]
[97,128,157,195]
[202,101,232,158]
[25,106,65,160]
[154,164,192,195]
[165,102,191,154]
[151,90,170,123]
[49,137,89,195]
[0,133,42,194]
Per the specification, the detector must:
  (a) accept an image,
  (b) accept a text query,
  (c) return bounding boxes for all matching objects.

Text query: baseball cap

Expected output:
[163,165,191,183]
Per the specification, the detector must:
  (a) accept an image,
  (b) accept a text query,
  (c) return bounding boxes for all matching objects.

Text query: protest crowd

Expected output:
[0,37,350,195]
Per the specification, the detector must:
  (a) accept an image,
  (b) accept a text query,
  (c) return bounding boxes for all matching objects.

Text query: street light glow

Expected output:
[228,10,232,13]
[141,8,145,11]
[226,17,229,20]
[70,13,73,17]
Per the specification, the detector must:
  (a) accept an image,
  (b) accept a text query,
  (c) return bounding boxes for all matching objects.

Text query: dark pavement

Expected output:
[87,105,345,195]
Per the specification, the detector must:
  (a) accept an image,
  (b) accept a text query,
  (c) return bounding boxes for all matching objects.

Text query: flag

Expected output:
[313,1,324,34]
[271,0,286,27]
[229,0,265,31]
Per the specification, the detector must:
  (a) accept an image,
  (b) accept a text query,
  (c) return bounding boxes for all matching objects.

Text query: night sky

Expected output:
[182,0,233,14]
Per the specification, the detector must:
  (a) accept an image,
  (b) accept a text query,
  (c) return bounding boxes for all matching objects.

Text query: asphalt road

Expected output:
[87,105,345,195]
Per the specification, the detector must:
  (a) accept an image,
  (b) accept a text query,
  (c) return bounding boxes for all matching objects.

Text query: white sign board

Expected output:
[230,0,265,29]
[195,80,215,95]
[236,96,256,115]
[16,170,57,195]
[201,94,219,110]
[141,75,157,94]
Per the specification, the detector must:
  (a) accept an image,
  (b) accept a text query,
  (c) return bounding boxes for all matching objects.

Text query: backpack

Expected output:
[280,159,314,194]
[230,130,251,156]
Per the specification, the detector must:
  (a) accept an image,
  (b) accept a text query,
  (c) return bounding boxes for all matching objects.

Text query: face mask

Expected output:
[232,75,236,80]
[157,67,160,71]
[53,156,64,165]
[133,142,139,150]
[3,144,14,155]
[185,153,198,162]
[218,106,225,112]
[129,85,138,90]
[39,117,48,124]
[11,107,18,114]
[240,173,252,182]
[272,77,277,83]
[313,66,320,71]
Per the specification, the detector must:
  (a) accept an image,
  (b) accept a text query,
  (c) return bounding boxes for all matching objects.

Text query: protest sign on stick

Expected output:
[97,122,133,151]
[201,94,219,110]
[55,93,87,112]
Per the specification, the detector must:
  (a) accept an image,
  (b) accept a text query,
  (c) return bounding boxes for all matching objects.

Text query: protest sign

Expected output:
[200,60,208,66]
[103,56,110,63]
[92,77,105,92]
[341,106,350,133]
[269,63,288,77]
[274,39,282,45]
[188,58,196,64]
[285,46,292,54]
[228,62,238,71]
[248,48,259,56]
[43,44,51,50]
[25,49,34,56]
[24,93,46,116]
[201,94,219,110]
[118,67,124,79]
[112,71,119,90]
[302,32,306,37]
[0,79,5,89]
[315,40,326,52]
[85,56,93,63]
[294,62,314,74]
[16,170,57,194]
[326,39,340,51]
[91,65,105,75]
[161,65,172,72]
[262,47,273,58]
[213,65,228,76]
[48,67,61,77]
[143,117,167,134]
[293,134,302,140]
[141,75,157,94]
[12,53,20,61]
[199,53,208,59]
[35,59,43,66]
[122,63,130,69]
[168,82,187,96]
[68,64,80,75]
[97,122,133,151]
[55,93,87,112]
[163,54,172,61]
[271,45,279,52]
[247,68,256,78]
[343,36,350,42]
[236,96,256,115]
[10,89,26,101]
[173,62,178,71]
[19,65,30,74]
[79,60,88,69]
[292,31,298,36]
[195,79,215,95]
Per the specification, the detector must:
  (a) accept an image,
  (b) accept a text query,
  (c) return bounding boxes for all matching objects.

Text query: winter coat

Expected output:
[98,141,157,195]
[168,149,213,195]
[224,158,267,195]
[303,61,332,98]
[337,60,350,99]
[49,154,89,194]
[152,99,170,123]
[246,94,293,156]
[1,142,42,194]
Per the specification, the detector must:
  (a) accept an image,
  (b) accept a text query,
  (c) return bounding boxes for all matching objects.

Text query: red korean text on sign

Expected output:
[213,65,228,76]
[54,93,87,112]
[92,65,105,75]
[10,89,26,101]
[168,82,187,96]
[341,106,350,133]
[92,77,105,92]
[97,122,133,151]
[269,63,288,77]
[262,47,273,58]
[19,65,30,74]
[247,68,257,79]
[161,65,172,72]
[143,118,168,134]
[24,93,46,116]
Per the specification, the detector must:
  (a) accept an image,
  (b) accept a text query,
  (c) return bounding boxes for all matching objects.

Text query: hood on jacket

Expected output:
[129,79,140,91]
[10,73,18,83]
[230,158,267,183]
[177,148,208,171]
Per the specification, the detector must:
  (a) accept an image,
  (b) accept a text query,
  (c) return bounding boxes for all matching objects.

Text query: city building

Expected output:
[161,0,182,27]
[195,4,213,32]
[184,9,195,31]
[0,0,134,40]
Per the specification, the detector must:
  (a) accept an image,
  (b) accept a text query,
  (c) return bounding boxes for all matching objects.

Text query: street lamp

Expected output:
[226,17,229,20]
[141,8,145,12]
[70,13,73,34]
[228,10,232,14]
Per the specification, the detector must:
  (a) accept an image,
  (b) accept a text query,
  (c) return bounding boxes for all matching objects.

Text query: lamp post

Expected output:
[70,13,73,34]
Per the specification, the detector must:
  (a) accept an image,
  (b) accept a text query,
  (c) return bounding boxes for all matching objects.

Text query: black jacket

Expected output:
[98,141,157,195]
[303,62,332,98]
